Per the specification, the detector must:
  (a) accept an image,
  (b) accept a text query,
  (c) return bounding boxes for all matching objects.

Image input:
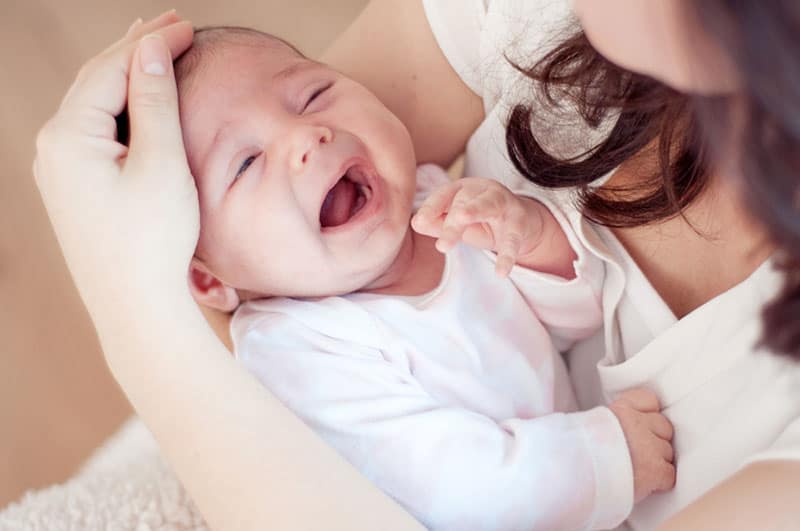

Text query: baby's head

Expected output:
[175,27,416,311]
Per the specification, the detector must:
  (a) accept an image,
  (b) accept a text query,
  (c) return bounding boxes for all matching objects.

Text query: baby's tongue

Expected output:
[319,178,357,227]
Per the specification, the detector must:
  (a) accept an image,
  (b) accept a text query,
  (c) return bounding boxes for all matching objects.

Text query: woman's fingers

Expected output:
[60,21,193,125]
[62,10,185,105]
[126,34,188,172]
[102,10,182,55]
[126,10,182,41]
[125,18,144,38]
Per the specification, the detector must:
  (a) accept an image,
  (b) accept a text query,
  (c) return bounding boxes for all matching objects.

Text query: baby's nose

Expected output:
[289,126,333,173]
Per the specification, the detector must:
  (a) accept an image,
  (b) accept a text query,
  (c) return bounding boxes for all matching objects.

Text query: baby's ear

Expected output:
[188,258,240,312]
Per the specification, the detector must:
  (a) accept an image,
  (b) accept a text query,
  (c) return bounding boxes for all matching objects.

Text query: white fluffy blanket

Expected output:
[0,418,208,531]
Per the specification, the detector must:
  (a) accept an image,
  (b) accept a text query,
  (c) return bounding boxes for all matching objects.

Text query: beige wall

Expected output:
[0,0,367,508]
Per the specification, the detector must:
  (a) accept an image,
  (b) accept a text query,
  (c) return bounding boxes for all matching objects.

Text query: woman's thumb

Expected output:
[126,34,188,172]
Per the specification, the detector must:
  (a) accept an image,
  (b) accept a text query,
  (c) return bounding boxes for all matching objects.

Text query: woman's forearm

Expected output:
[656,461,800,530]
[321,0,483,167]
[96,289,423,531]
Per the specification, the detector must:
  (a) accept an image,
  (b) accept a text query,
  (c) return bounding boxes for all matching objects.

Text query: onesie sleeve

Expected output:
[235,312,633,531]
[485,192,606,351]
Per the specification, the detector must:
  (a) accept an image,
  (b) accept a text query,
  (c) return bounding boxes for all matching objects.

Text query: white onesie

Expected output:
[230,165,633,531]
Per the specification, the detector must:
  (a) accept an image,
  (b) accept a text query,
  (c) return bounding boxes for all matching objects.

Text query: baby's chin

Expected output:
[233,259,393,301]
[258,240,411,301]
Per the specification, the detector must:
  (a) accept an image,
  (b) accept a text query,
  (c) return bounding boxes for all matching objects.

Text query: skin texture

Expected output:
[179,41,421,304]
[571,0,737,94]
[320,0,483,167]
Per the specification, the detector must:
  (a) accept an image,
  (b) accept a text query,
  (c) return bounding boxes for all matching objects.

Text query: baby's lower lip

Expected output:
[320,165,383,235]
[319,176,371,228]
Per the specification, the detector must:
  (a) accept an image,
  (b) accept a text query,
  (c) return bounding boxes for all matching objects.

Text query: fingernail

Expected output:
[158,8,178,20]
[156,8,177,18]
[126,17,143,36]
[139,34,169,76]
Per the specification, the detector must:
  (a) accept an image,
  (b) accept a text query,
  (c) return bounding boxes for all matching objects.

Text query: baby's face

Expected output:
[179,41,416,298]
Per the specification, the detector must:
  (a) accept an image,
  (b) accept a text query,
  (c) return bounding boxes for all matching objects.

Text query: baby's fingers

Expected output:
[492,205,531,277]
[647,412,674,442]
[458,189,503,224]
[412,182,462,237]
[618,388,661,413]
[436,219,470,253]
[436,189,483,252]
[495,230,522,277]
[657,437,675,464]
[656,461,677,492]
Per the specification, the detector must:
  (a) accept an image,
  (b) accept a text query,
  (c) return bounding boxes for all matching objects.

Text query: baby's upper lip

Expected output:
[316,156,373,227]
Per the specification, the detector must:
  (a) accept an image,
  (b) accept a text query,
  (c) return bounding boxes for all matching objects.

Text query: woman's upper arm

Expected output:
[321,0,485,167]
[657,461,800,530]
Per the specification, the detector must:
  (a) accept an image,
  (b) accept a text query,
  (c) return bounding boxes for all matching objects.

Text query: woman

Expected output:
[33,1,800,530]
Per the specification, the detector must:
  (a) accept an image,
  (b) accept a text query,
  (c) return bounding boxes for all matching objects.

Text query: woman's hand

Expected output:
[33,12,195,325]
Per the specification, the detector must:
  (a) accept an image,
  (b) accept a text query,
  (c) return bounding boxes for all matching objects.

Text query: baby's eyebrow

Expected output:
[272,60,321,84]
[200,121,237,188]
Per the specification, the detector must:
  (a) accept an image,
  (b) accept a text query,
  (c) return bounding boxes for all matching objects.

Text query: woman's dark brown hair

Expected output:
[506,2,800,359]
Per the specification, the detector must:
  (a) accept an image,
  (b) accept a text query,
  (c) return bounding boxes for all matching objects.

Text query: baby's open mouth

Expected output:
[319,165,373,228]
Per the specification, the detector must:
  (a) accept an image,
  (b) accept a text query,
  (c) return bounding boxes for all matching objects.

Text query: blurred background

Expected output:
[0,0,368,508]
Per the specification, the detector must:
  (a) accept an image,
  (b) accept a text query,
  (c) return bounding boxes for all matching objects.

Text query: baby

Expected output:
[174,27,674,531]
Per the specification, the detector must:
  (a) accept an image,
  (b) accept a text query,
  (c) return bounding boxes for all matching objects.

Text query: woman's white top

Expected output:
[422,0,800,529]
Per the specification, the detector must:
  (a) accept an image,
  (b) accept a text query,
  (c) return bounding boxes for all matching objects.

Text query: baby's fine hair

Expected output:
[174,26,304,94]
[116,26,300,146]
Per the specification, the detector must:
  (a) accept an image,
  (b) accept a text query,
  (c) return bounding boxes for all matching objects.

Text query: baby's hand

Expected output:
[609,388,676,503]
[411,178,547,277]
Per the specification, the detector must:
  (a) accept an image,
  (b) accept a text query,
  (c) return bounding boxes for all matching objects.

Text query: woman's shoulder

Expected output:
[422,0,577,106]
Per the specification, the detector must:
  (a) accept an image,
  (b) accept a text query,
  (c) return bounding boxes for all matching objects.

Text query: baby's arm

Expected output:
[412,177,576,279]
[238,313,657,531]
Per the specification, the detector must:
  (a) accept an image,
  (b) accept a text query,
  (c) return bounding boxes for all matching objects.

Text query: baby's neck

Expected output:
[362,227,445,297]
